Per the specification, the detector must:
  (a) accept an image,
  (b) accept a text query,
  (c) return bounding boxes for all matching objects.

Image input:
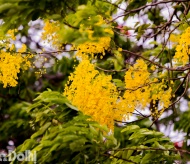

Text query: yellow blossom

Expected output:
[42,20,61,48]
[0,30,31,88]
[0,50,31,88]
[18,44,27,53]
[173,27,190,65]
[64,59,173,129]
[123,59,172,118]
[64,60,125,130]
[118,48,122,52]
[76,37,111,60]
[76,15,113,60]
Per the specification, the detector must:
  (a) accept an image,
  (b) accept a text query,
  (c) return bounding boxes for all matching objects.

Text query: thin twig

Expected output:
[150,23,181,63]
[125,81,159,92]
[63,21,79,29]
[102,153,137,164]
[173,72,189,95]
[96,66,127,72]
[150,71,190,127]
[110,0,190,22]
[114,147,190,155]
[122,49,190,72]
[102,0,125,11]
[114,115,150,125]
[168,71,190,107]
[135,109,146,117]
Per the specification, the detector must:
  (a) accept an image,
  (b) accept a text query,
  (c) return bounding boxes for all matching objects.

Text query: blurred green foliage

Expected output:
[0,0,190,163]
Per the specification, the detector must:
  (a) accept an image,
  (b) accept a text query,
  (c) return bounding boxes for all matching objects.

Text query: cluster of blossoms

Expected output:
[64,59,172,129]
[0,30,31,88]
[1,17,177,129]
[42,16,113,60]
[64,60,124,130]
[173,27,190,66]
[123,59,152,111]
[41,20,61,49]
[75,36,111,60]
[75,15,113,60]
[0,44,31,88]
[123,60,172,115]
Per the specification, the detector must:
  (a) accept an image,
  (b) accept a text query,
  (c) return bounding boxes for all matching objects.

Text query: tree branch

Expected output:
[115,147,190,155]
[110,0,190,22]
[122,49,190,72]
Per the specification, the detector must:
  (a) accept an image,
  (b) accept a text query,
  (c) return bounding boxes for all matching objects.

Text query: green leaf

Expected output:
[121,125,140,133]
[49,14,61,20]
[126,149,134,159]
[65,102,79,111]
[141,153,153,164]
[0,3,16,13]
[129,128,154,140]
[31,122,51,139]
[19,139,36,152]
[112,79,125,88]
[34,90,68,104]
[69,138,87,151]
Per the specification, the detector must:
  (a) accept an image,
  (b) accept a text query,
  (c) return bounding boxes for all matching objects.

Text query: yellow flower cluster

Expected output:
[0,52,22,87]
[150,81,172,118]
[123,59,151,110]
[0,29,17,49]
[151,81,172,109]
[0,44,31,88]
[125,59,150,88]
[173,27,190,65]
[64,59,172,129]
[123,59,172,118]
[76,36,111,60]
[169,34,180,47]
[0,28,32,88]
[75,15,113,60]
[41,20,61,48]
[64,60,124,130]
[6,29,17,41]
